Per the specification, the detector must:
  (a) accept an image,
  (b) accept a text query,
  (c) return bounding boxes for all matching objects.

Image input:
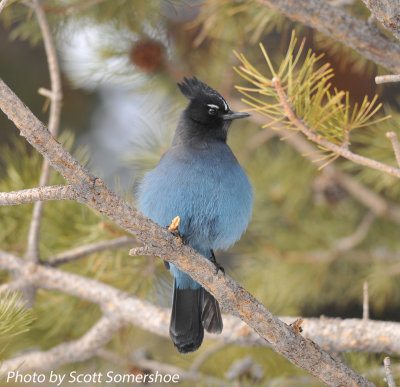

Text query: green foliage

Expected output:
[0,132,168,361]
[0,290,35,361]
[190,0,283,46]
[234,31,389,168]
[342,115,400,199]
[2,0,400,383]
[0,290,34,339]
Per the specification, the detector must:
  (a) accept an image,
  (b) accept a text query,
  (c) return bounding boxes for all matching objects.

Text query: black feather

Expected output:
[169,281,204,354]
[202,289,223,334]
[177,76,223,101]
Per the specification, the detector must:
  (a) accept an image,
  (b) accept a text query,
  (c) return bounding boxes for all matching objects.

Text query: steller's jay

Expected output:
[137,77,253,353]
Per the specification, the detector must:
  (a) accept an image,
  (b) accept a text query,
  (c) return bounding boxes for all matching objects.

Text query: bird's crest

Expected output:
[177,77,229,110]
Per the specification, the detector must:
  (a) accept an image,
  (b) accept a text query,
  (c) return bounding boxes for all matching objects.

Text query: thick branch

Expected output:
[362,0,400,41]
[0,78,373,386]
[1,251,400,378]
[0,185,76,206]
[258,0,400,73]
[0,315,123,374]
[272,77,400,179]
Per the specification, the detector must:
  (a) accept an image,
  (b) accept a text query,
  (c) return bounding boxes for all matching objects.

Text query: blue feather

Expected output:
[138,141,253,289]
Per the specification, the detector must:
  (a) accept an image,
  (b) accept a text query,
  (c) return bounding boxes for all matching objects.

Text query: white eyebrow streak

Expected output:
[218,97,229,111]
[207,104,220,109]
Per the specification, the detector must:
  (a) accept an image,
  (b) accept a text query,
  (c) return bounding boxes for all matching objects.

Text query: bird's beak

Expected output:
[221,111,251,121]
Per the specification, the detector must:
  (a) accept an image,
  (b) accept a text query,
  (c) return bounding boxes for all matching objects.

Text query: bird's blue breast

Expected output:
[137,142,253,288]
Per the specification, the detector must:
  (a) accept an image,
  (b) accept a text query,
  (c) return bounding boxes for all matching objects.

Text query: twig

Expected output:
[0,315,123,374]
[45,236,136,266]
[33,0,62,137]
[258,0,400,73]
[43,0,107,15]
[189,342,230,373]
[0,0,8,14]
[333,211,376,253]
[0,185,76,206]
[25,0,63,264]
[226,356,263,382]
[0,78,375,386]
[376,74,400,84]
[128,350,228,386]
[97,349,189,381]
[272,77,400,179]
[386,132,400,168]
[363,282,369,320]
[384,357,397,387]
[231,99,400,222]
[38,87,55,99]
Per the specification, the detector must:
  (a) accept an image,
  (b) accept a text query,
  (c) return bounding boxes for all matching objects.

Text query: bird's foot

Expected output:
[210,249,225,275]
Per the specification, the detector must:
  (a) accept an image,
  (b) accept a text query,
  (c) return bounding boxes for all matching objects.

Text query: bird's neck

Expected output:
[172,115,228,146]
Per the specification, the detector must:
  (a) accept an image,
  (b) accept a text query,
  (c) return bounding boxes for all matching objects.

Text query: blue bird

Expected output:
[137,77,253,353]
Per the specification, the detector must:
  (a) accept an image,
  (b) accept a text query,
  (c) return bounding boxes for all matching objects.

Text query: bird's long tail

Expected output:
[169,280,204,354]
[169,281,223,353]
[202,289,223,334]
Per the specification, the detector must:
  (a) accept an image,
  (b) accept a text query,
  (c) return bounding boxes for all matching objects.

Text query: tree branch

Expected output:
[0,77,374,385]
[361,0,400,41]
[332,211,376,253]
[25,0,63,264]
[97,349,228,386]
[231,99,400,223]
[44,236,136,266]
[1,249,400,378]
[258,0,400,73]
[386,131,400,168]
[363,281,370,320]
[0,185,76,206]
[272,77,400,179]
[384,356,397,387]
[0,315,123,374]
[376,74,400,84]
[0,0,8,14]
[33,0,62,137]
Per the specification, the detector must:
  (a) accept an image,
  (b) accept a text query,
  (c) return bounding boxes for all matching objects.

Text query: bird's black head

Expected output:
[175,77,250,144]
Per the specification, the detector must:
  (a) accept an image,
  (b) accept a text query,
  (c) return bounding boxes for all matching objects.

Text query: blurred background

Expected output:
[1,0,400,385]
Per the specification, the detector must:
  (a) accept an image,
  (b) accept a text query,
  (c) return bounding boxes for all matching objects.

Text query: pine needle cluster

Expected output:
[0,291,34,339]
[235,31,390,169]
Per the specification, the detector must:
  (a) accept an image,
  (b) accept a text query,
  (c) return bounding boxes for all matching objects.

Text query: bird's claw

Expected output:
[210,249,225,275]
[169,228,181,238]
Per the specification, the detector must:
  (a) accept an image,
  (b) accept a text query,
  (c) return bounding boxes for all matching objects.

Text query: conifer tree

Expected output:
[1,0,400,385]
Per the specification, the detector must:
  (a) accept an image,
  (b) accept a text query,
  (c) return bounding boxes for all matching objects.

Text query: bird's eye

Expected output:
[207,104,219,117]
